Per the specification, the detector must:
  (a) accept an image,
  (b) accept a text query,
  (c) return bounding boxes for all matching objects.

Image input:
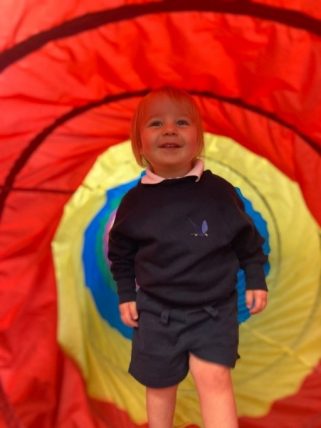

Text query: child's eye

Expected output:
[148,120,162,127]
[177,119,190,126]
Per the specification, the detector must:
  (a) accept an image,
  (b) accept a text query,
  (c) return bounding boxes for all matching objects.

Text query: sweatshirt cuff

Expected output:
[244,264,268,291]
[118,292,137,304]
[117,279,137,303]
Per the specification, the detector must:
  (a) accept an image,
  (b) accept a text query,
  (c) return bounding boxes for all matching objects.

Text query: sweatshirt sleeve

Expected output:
[107,197,138,303]
[228,188,268,291]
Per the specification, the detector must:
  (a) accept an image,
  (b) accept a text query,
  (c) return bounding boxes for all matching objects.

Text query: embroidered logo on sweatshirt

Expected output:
[188,218,209,237]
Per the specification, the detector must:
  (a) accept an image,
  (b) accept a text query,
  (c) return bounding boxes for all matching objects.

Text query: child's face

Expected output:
[139,95,200,178]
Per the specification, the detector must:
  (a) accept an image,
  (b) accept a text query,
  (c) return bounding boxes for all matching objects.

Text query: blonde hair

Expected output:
[131,87,204,166]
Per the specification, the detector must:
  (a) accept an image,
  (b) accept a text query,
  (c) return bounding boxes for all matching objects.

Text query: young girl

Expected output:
[108,87,268,428]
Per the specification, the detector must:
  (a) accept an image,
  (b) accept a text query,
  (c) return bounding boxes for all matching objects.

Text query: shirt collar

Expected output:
[141,159,204,184]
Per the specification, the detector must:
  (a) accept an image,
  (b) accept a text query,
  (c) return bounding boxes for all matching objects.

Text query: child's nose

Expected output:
[163,122,177,135]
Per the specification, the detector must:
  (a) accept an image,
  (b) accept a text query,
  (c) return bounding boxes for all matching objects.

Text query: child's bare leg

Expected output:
[189,354,238,428]
[146,384,178,428]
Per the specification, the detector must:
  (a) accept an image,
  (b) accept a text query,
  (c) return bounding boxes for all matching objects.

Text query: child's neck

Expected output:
[152,164,193,179]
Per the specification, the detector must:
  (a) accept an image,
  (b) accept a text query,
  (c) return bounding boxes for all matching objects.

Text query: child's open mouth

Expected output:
[159,143,182,148]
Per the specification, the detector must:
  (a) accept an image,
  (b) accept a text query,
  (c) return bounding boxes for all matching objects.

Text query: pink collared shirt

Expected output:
[141,159,204,184]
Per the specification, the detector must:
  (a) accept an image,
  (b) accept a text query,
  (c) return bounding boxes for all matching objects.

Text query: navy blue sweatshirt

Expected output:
[108,170,268,306]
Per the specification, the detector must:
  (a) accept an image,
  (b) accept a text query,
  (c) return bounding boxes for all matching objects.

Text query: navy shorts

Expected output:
[129,290,239,388]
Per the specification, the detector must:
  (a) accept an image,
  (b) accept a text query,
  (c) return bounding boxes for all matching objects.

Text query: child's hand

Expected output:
[119,301,139,327]
[246,290,268,314]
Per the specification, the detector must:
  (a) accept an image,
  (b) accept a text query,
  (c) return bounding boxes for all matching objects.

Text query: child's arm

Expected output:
[109,227,139,325]
[228,188,269,314]
[108,195,139,307]
[119,301,139,328]
[108,228,137,302]
[231,215,268,295]
[233,222,269,315]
